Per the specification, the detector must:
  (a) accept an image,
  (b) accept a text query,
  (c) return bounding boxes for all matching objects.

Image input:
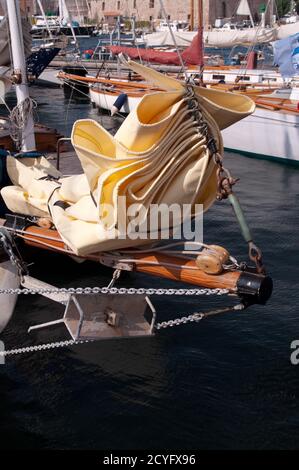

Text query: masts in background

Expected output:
[269,0,275,27]
[158,0,188,80]
[36,0,53,39]
[236,0,255,28]
[85,0,92,18]
[190,0,194,31]
[74,0,83,24]
[198,0,204,75]
[59,0,79,49]
[6,0,36,151]
[131,16,136,44]
[58,0,68,24]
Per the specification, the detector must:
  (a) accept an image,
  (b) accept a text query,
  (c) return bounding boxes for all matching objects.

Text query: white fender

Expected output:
[110,105,118,116]
[0,260,19,333]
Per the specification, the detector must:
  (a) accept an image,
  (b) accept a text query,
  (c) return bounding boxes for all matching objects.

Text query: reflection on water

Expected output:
[0,85,298,450]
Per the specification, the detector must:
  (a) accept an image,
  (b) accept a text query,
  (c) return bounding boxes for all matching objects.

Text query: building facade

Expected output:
[0,1,270,27]
[89,0,266,28]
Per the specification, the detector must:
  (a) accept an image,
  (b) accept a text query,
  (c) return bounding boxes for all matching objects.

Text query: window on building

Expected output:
[102,2,105,10]
[149,0,154,8]
[168,15,170,20]
[117,1,120,10]
[149,15,153,21]
[133,0,137,8]
[222,1,226,18]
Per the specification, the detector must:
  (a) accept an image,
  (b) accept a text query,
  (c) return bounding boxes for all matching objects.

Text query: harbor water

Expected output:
[0,83,298,450]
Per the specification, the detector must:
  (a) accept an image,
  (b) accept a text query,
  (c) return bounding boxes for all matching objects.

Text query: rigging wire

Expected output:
[158,0,188,81]
[240,0,273,78]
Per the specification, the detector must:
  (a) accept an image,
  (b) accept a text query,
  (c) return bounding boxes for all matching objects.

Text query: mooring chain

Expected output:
[0,339,94,357]
[156,304,245,330]
[0,286,230,296]
[156,313,205,330]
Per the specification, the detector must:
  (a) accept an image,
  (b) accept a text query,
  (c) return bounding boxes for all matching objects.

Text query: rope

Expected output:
[9,97,37,149]
[0,339,93,357]
[158,0,188,80]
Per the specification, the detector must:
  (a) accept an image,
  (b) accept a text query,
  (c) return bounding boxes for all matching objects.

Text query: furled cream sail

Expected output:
[1,59,255,256]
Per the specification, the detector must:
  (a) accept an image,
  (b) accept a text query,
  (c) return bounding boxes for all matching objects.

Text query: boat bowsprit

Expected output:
[0,59,273,354]
[0,217,273,344]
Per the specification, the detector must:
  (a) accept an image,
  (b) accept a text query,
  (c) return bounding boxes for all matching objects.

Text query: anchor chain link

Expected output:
[213,152,239,201]
[0,285,230,296]
[156,303,245,330]
[0,339,93,357]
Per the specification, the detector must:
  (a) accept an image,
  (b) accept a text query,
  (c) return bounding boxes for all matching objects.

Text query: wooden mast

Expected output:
[190,0,194,30]
[6,0,36,151]
[198,0,204,78]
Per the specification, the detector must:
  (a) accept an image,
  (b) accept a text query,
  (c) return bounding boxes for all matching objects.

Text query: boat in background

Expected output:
[222,28,299,165]
[0,117,62,153]
[222,86,299,165]
[31,1,96,39]
[0,0,273,344]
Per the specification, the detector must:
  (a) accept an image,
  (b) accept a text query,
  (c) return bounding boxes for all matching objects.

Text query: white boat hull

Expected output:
[0,261,19,333]
[222,107,299,164]
[37,68,61,87]
[90,87,140,114]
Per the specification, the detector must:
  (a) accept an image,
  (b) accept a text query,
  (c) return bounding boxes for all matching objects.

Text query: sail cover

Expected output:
[143,30,197,47]
[109,34,203,66]
[1,60,255,256]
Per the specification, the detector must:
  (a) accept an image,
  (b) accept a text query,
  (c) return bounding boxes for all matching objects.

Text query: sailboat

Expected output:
[0,0,272,347]
[222,32,299,165]
[84,1,299,164]
[31,0,95,39]
[0,8,62,152]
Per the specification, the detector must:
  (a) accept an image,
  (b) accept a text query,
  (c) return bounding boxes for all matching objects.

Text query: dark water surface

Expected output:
[0,85,298,450]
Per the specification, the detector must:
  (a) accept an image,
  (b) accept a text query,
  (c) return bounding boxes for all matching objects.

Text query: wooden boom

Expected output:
[17,225,272,305]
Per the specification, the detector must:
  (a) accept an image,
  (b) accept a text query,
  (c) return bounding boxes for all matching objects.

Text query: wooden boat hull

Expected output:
[0,120,63,152]
[90,87,142,114]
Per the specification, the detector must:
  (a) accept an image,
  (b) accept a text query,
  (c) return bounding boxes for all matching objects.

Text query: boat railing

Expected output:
[56,137,72,171]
